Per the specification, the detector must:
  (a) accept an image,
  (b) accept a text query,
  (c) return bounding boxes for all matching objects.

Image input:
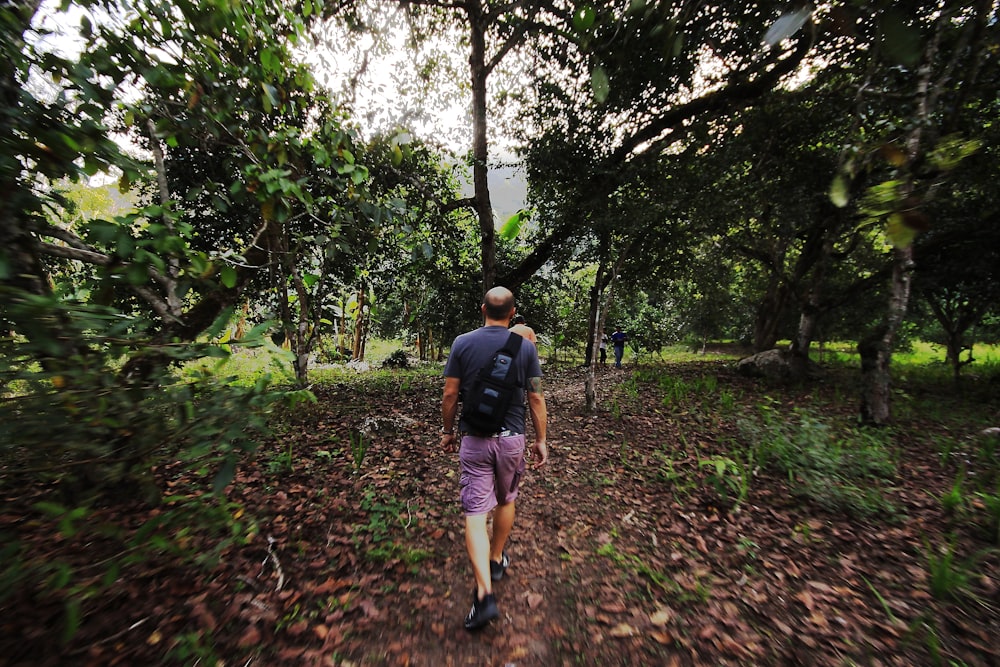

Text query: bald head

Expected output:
[483,286,515,323]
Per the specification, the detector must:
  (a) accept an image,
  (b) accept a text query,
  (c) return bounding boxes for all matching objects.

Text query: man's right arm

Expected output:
[442,374,461,450]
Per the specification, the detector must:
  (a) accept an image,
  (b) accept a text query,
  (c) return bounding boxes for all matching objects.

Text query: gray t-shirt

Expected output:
[444,325,543,434]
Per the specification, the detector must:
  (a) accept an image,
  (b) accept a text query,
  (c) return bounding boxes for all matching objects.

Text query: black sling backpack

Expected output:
[461,332,524,435]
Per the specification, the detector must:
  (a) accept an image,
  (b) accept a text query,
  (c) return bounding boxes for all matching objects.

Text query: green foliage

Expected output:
[651,451,695,502]
[698,450,754,509]
[924,536,974,601]
[0,300,308,500]
[2,492,257,645]
[738,408,898,517]
[934,429,1000,544]
[0,290,305,646]
[596,541,672,594]
[353,488,428,568]
[633,369,737,417]
[166,631,220,664]
[349,430,370,471]
[380,349,410,369]
[266,439,296,476]
[973,488,1000,546]
[940,473,965,516]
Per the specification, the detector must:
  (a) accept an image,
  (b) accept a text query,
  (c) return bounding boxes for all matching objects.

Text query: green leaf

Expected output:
[303,272,320,288]
[220,265,237,289]
[50,562,73,589]
[115,234,135,257]
[126,262,148,285]
[499,210,525,241]
[262,83,279,112]
[260,48,275,71]
[885,212,917,249]
[591,66,610,103]
[102,562,120,588]
[573,5,596,32]
[204,305,236,339]
[34,501,67,517]
[829,174,850,208]
[671,32,683,58]
[627,0,646,15]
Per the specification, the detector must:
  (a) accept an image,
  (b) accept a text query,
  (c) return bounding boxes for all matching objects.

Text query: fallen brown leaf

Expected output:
[609,623,636,638]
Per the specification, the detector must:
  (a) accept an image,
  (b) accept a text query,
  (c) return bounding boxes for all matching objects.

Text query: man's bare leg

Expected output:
[490,501,515,564]
[465,513,492,599]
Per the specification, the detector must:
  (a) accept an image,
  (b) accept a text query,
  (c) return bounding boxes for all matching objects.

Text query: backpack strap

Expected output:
[502,331,523,360]
[486,332,523,383]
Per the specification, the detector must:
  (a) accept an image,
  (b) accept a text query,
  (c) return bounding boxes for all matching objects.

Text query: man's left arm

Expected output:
[526,376,548,468]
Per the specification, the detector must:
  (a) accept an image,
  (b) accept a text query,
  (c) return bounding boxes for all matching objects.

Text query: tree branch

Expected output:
[35,224,175,292]
[36,242,179,323]
[609,26,814,166]
[442,196,477,213]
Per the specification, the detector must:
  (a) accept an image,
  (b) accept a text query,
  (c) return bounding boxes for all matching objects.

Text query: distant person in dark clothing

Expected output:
[611,325,628,368]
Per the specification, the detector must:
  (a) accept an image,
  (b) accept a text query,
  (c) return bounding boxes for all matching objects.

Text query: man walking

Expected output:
[611,325,628,368]
[441,286,548,631]
[509,313,537,345]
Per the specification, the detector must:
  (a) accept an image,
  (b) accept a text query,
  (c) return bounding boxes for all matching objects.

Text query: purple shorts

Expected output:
[459,434,526,516]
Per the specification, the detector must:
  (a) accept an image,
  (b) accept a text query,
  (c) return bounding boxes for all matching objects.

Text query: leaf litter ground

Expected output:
[3,355,999,666]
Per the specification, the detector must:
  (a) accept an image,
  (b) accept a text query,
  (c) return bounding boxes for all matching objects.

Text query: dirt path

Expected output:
[326,368,608,666]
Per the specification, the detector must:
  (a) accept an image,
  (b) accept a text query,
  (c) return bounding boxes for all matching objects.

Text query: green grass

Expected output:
[180,337,421,387]
[180,337,1000,389]
[738,408,899,518]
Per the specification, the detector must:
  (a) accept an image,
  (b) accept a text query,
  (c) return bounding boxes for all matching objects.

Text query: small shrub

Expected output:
[738,409,897,517]
[349,430,369,470]
[924,536,973,600]
[940,473,966,515]
[698,451,754,510]
[381,349,410,369]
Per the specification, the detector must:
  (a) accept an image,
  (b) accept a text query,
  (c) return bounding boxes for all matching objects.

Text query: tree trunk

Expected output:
[752,280,789,352]
[790,304,818,377]
[585,281,615,413]
[584,252,611,365]
[467,2,495,291]
[789,235,833,378]
[291,274,311,386]
[859,246,914,425]
[352,287,366,361]
[945,333,961,383]
[586,241,627,412]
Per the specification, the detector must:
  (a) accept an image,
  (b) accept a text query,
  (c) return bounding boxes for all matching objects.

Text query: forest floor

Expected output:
[3,353,1000,666]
